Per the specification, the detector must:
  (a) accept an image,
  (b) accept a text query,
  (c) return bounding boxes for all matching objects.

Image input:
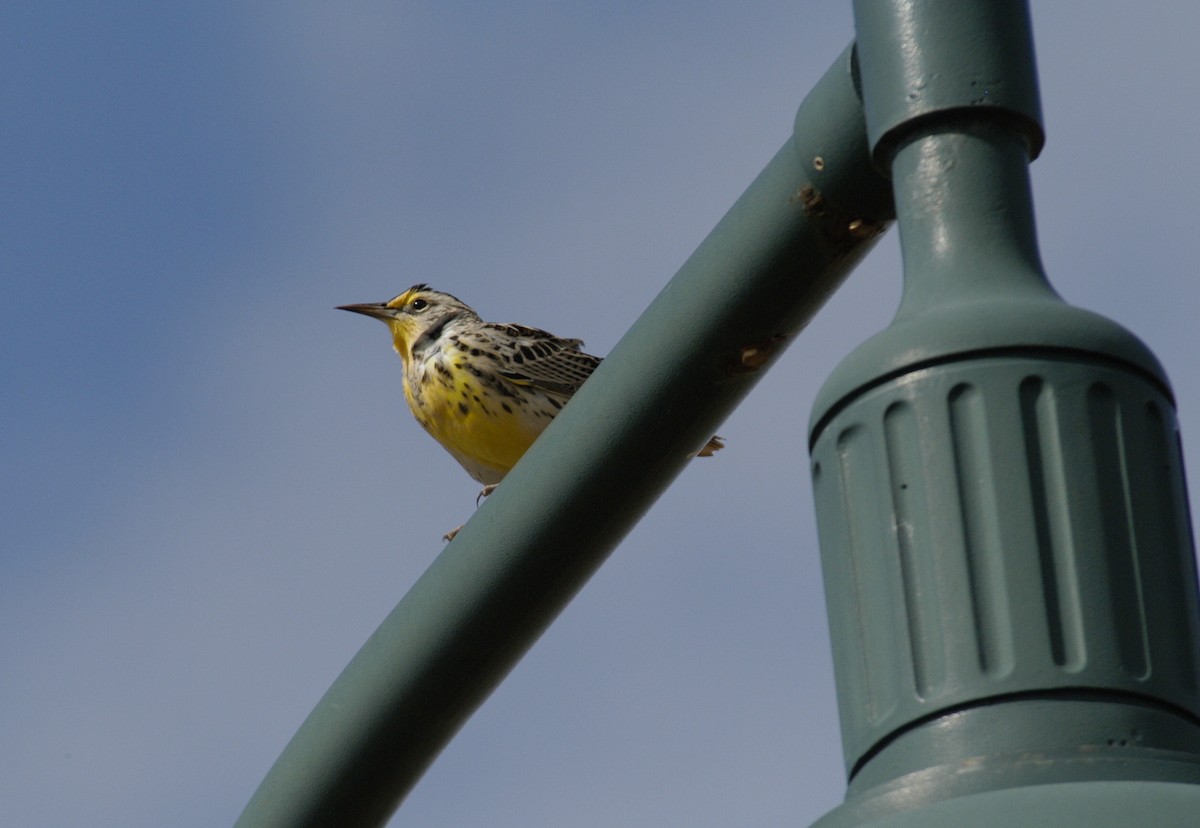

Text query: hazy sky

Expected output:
[5,3,1200,826]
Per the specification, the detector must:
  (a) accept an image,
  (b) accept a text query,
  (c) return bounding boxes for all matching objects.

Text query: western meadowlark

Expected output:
[339,284,722,538]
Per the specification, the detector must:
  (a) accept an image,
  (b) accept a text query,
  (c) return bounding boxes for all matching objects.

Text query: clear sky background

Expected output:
[5,3,1200,826]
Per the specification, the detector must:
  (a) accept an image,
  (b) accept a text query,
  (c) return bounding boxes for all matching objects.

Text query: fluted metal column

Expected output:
[808,2,1200,825]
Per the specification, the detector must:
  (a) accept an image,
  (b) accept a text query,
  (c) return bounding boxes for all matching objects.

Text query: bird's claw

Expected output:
[475,483,498,507]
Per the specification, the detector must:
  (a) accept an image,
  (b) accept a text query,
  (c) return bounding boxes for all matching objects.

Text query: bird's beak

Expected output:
[337,302,397,321]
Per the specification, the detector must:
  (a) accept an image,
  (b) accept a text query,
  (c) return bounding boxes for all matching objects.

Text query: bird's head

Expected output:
[338,284,477,362]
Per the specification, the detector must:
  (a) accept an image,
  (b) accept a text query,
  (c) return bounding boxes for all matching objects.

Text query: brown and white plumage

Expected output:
[339,284,723,533]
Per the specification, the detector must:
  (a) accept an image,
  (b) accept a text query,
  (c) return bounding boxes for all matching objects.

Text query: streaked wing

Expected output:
[482,322,601,396]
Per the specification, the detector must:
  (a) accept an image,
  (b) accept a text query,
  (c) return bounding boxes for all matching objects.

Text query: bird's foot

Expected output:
[446,485,501,540]
[475,483,499,507]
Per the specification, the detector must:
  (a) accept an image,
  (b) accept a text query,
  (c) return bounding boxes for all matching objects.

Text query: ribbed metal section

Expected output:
[811,356,1200,772]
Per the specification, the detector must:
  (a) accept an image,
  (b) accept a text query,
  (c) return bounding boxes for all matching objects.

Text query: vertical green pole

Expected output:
[808,2,1200,825]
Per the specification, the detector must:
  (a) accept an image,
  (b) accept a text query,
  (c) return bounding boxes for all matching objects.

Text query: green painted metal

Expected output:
[852,0,1045,167]
[813,781,1200,828]
[235,45,893,828]
[807,1,1200,825]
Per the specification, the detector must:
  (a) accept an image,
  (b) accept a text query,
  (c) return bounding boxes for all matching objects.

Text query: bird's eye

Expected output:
[410,298,429,311]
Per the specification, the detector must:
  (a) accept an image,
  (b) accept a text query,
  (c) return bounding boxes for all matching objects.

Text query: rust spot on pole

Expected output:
[736,334,789,372]
[793,183,887,252]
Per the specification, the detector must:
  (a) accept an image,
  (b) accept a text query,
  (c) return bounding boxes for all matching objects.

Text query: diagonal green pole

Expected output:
[236,45,893,827]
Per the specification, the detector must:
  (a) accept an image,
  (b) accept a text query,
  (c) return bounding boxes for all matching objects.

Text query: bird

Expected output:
[339,284,723,539]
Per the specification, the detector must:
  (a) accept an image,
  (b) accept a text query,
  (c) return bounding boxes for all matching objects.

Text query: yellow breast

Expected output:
[403,361,549,485]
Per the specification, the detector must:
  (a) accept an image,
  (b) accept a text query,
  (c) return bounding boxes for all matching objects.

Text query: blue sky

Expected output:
[4,3,1200,826]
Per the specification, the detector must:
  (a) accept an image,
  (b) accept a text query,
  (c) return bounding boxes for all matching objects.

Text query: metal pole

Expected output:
[236,45,893,827]
[808,2,1200,825]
